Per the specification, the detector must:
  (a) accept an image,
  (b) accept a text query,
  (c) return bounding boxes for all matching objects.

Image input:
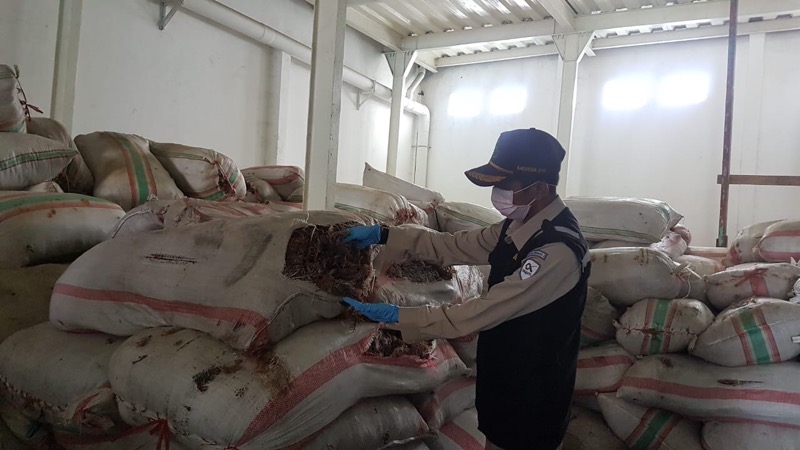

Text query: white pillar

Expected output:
[51,0,82,132]
[264,50,292,165]
[738,32,766,228]
[553,31,594,197]
[385,51,417,176]
[303,0,348,211]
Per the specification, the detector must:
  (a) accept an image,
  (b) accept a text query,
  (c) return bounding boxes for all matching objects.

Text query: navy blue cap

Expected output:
[465,128,566,187]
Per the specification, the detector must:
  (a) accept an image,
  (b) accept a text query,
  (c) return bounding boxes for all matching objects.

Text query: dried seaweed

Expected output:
[366,329,434,359]
[385,260,455,283]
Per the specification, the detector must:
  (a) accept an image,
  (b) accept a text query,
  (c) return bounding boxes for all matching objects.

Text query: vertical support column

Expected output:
[717,0,739,247]
[385,51,417,176]
[51,0,82,132]
[264,50,292,165]
[304,0,348,211]
[553,31,594,197]
[737,32,766,229]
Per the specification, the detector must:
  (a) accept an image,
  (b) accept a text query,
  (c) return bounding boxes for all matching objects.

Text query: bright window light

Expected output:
[489,86,527,115]
[602,76,654,111]
[447,90,483,118]
[658,72,710,107]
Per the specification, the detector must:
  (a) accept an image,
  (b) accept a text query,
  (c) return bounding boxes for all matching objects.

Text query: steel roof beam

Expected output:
[537,0,576,31]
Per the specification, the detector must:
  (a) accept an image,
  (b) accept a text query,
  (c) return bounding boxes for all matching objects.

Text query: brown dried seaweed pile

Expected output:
[283,222,375,299]
[385,260,455,283]
[366,329,434,359]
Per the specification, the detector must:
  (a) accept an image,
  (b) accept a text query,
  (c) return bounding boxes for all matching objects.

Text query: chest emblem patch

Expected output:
[520,258,540,280]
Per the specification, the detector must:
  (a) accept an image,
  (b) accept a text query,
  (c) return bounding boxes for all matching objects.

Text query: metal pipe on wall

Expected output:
[717,0,739,248]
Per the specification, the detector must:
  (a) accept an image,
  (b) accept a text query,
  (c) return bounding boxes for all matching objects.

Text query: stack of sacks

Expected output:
[241,165,305,205]
[705,262,800,311]
[434,202,503,234]
[363,162,445,226]
[45,209,470,447]
[25,117,94,194]
[565,197,683,245]
[722,220,783,267]
[335,183,429,226]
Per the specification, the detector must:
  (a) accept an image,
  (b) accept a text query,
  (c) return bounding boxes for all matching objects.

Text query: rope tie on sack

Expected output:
[734,268,769,287]
[13,65,42,120]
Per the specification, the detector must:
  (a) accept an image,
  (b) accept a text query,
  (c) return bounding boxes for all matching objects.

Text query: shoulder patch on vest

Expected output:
[520,258,540,280]
[526,249,548,260]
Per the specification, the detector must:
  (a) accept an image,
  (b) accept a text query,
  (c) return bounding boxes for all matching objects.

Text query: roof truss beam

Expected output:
[537,0,576,31]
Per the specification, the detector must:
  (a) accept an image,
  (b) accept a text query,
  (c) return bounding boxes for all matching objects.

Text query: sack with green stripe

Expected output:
[705,262,800,310]
[598,394,703,450]
[0,191,124,269]
[702,421,800,450]
[615,298,713,356]
[434,201,503,234]
[74,132,184,211]
[564,197,683,244]
[580,287,620,348]
[26,117,94,195]
[0,64,26,133]
[334,183,427,226]
[588,248,704,307]
[149,141,246,202]
[0,133,76,190]
[618,354,800,427]
[689,297,800,367]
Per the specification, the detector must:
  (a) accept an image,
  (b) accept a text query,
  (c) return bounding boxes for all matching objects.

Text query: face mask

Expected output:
[491,182,542,220]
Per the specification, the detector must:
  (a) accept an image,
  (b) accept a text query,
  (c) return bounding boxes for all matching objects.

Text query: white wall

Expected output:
[0,0,408,182]
[420,31,800,246]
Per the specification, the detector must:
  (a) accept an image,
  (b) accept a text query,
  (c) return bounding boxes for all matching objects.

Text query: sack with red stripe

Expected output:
[109,323,466,449]
[0,323,125,436]
[448,334,478,375]
[51,210,378,350]
[54,420,186,450]
[0,65,26,133]
[284,397,429,450]
[425,408,485,450]
[372,261,484,308]
[618,354,800,427]
[434,202,503,234]
[411,377,475,431]
[673,255,723,277]
[598,394,703,450]
[26,117,94,195]
[755,219,800,263]
[701,421,800,450]
[588,248,704,307]
[244,174,283,203]
[581,287,619,348]
[0,192,124,269]
[615,298,713,356]
[573,342,635,410]
[0,133,77,191]
[723,220,782,267]
[563,405,627,450]
[74,132,184,211]
[241,165,304,201]
[0,264,68,344]
[25,180,63,193]
[335,183,427,226]
[689,298,800,367]
[705,262,800,310]
[149,141,246,202]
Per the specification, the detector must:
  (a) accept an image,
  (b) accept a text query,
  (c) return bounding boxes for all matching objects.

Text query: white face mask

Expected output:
[491,182,543,220]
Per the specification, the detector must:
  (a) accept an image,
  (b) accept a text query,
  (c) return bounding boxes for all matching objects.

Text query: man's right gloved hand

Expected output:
[342,225,382,249]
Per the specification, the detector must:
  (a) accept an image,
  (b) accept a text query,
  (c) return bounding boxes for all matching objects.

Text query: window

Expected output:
[489,86,527,115]
[657,72,710,107]
[447,89,483,118]
[602,76,653,111]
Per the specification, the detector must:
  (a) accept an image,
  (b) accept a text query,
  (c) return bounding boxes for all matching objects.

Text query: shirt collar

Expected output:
[507,196,567,250]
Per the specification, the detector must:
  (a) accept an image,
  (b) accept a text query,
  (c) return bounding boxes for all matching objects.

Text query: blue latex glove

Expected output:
[343,297,399,323]
[342,225,382,250]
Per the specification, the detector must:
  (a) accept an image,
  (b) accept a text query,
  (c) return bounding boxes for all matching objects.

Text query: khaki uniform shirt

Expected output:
[383,197,581,342]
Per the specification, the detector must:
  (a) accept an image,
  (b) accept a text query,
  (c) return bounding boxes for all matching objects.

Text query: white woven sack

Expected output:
[363,162,444,207]
[335,183,425,226]
[673,255,723,277]
[0,133,76,190]
[149,141,246,202]
[0,323,124,435]
[597,394,703,450]
[26,117,94,195]
[51,210,377,350]
[705,262,800,310]
[564,197,682,244]
[425,408,485,450]
[110,200,172,238]
[0,65,25,133]
[435,202,503,234]
[618,354,800,427]
[755,219,800,263]
[243,174,283,203]
[574,342,635,402]
[689,298,800,366]
[580,287,619,348]
[25,180,63,193]
[701,421,800,450]
[723,220,782,267]
[448,334,478,375]
[109,323,466,449]
[55,423,188,450]
[588,248,703,307]
[563,405,627,450]
[591,240,648,250]
[650,232,688,259]
[240,165,304,200]
[372,262,484,307]
[615,298,713,356]
[411,377,475,431]
[74,132,184,211]
[0,264,68,343]
[0,192,124,269]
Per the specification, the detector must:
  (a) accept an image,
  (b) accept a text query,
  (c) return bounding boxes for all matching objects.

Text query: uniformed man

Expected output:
[341,128,591,450]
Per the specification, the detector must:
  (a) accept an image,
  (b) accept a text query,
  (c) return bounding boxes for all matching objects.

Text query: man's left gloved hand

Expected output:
[342,225,382,249]
[343,297,399,323]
